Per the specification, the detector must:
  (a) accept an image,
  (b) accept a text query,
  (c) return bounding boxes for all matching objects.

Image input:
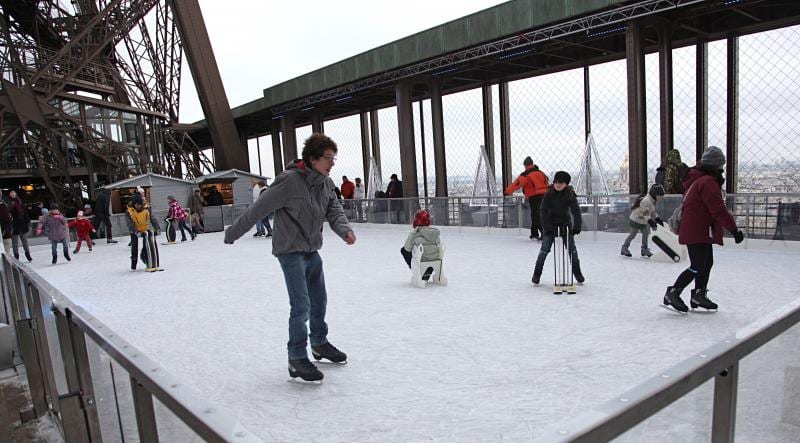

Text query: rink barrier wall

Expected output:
[0,253,263,442]
[531,296,800,442]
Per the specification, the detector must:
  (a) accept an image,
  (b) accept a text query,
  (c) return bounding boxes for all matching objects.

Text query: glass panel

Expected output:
[85,340,139,441]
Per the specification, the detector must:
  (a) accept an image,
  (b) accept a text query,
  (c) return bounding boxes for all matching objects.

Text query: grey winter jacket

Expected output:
[629,194,658,227]
[40,213,69,241]
[224,160,353,256]
[403,226,442,261]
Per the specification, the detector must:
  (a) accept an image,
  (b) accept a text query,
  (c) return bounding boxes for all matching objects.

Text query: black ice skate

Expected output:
[25,252,32,262]
[311,342,347,364]
[662,286,688,314]
[288,358,324,382]
[641,247,653,258]
[52,255,57,265]
[531,271,541,285]
[620,245,632,257]
[690,289,718,311]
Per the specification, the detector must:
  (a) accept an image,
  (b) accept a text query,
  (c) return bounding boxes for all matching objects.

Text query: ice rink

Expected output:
[27,224,800,441]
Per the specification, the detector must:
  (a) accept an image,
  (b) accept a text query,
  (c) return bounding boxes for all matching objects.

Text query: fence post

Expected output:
[711,363,739,443]
[131,376,160,442]
[64,312,103,441]
[25,283,61,415]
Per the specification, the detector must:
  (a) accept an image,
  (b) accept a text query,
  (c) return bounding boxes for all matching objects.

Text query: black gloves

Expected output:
[573,227,581,236]
[655,217,663,226]
[733,229,744,244]
[648,219,657,229]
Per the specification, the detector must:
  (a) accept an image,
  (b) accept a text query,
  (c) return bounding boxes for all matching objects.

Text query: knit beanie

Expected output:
[523,156,533,167]
[132,193,144,206]
[649,184,665,198]
[700,146,726,168]
[49,203,59,210]
[413,210,431,228]
[553,171,571,185]
[167,195,175,201]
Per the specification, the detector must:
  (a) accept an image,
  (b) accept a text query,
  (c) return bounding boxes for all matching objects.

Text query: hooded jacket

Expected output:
[678,167,737,246]
[402,226,442,261]
[126,204,160,233]
[224,160,353,256]
[40,211,69,241]
[628,194,658,227]
[505,165,548,198]
[167,199,187,221]
[540,185,582,234]
[68,217,95,238]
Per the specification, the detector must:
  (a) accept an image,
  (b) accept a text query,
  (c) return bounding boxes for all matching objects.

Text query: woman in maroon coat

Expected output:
[663,146,744,313]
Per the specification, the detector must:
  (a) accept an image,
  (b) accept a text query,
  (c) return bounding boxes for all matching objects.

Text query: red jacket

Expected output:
[68,218,95,238]
[505,165,548,198]
[341,180,355,199]
[678,168,737,246]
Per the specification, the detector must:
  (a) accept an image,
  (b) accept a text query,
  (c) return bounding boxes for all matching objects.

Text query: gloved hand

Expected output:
[733,229,744,244]
[655,217,664,226]
[648,219,658,229]
[572,227,581,236]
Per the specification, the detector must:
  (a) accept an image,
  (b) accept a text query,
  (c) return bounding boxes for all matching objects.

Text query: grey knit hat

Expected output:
[700,146,725,168]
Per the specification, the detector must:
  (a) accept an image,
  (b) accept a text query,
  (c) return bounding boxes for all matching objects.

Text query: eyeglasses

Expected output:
[321,155,337,162]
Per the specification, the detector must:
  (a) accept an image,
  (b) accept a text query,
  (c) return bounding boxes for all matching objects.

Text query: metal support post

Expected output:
[584,65,591,140]
[626,20,648,194]
[311,112,324,134]
[25,283,60,414]
[696,38,708,163]
[431,78,447,198]
[481,84,495,173]
[369,109,381,171]
[255,137,262,176]
[419,101,429,198]
[281,113,298,164]
[131,377,160,442]
[360,111,371,190]
[499,81,512,192]
[396,80,418,199]
[726,33,739,194]
[271,120,283,175]
[64,313,103,441]
[657,21,674,163]
[16,318,48,415]
[712,364,739,443]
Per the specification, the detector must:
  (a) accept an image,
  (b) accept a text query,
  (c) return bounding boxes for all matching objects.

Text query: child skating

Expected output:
[68,210,96,253]
[621,184,664,258]
[36,204,71,264]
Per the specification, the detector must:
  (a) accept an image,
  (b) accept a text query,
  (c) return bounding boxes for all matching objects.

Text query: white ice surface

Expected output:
[27,226,800,441]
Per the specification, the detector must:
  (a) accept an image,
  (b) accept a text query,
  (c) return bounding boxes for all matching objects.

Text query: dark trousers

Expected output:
[673,243,714,291]
[94,215,113,240]
[529,195,544,238]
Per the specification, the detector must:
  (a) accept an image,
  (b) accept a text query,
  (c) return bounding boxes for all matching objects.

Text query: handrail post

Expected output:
[132,376,160,442]
[711,363,739,443]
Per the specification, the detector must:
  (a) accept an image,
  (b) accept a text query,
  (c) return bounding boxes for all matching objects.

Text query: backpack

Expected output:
[667,181,698,234]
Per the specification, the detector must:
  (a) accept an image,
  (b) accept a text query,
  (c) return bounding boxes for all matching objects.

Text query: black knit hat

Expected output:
[523,156,533,166]
[553,171,571,185]
[649,184,665,198]
[49,203,59,210]
[132,193,144,206]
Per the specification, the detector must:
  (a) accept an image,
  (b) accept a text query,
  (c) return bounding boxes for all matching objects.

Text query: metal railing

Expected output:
[0,251,261,442]
[532,297,800,442]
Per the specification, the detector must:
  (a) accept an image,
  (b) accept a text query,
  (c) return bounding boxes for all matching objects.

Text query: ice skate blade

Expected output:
[287,377,323,385]
[660,304,688,315]
[312,355,347,365]
[690,307,718,313]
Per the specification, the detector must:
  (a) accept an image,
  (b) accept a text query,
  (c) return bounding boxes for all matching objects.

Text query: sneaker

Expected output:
[265,231,273,237]
[690,289,718,310]
[311,342,347,364]
[288,358,324,382]
[181,238,187,242]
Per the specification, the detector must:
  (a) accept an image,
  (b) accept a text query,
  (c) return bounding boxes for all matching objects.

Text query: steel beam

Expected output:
[395,79,418,198]
[168,0,248,171]
[131,377,160,442]
[369,109,382,177]
[271,120,283,174]
[481,84,495,173]
[658,22,674,164]
[360,112,371,189]
[499,81,512,191]
[584,65,591,140]
[281,113,298,163]
[696,38,708,163]
[712,364,739,443]
[431,79,447,197]
[311,112,324,134]
[725,33,739,194]
[626,20,648,194]
[419,101,429,198]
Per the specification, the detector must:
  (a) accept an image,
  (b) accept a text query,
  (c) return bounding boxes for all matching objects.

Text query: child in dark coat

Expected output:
[68,210,96,253]
[531,171,584,285]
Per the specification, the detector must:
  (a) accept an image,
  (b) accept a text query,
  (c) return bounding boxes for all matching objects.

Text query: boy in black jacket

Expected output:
[531,171,585,285]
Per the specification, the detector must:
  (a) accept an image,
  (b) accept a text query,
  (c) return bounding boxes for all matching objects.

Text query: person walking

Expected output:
[386,173,404,224]
[662,146,744,313]
[224,133,356,383]
[4,191,33,261]
[354,177,365,221]
[252,180,267,237]
[190,189,206,231]
[92,188,118,244]
[505,156,549,240]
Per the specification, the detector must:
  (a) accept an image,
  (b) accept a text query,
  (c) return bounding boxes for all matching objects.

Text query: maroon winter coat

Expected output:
[678,168,737,246]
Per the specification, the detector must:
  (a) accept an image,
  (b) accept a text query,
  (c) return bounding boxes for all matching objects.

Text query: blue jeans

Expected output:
[51,239,69,256]
[533,233,579,276]
[255,220,265,235]
[277,252,328,359]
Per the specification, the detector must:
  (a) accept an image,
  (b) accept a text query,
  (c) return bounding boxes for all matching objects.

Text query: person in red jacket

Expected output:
[340,176,355,216]
[504,156,549,240]
[69,210,96,253]
[663,146,744,313]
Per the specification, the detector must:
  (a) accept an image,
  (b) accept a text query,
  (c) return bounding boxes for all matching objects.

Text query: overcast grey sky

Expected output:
[179,0,507,123]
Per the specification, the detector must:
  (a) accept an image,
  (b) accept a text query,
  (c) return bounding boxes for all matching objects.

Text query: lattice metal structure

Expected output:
[0,0,213,211]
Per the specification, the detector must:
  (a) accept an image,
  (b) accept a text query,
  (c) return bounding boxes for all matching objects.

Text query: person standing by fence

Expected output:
[505,156,549,240]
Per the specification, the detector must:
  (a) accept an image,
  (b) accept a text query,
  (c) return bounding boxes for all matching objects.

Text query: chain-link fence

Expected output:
[672,44,697,166]
[589,59,629,193]
[322,114,363,185]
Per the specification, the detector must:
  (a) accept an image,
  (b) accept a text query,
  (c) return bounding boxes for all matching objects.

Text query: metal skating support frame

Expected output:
[553,226,576,294]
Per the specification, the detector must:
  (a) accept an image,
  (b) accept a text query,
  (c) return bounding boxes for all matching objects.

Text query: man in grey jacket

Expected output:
[224,133,356,383]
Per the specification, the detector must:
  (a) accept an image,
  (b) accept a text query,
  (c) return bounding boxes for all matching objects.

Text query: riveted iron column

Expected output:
[311,112,324,134]
[584,65,591,140]
[396,79,418,198]
[626,20,647,194]
[482,84,495,173]
[696,38,708,163]
[271,120,283,174]
[360,111,371,189]
[419,101,429,198]
[168,0,248,171]
[726,33,739,194]
[370,109,381,173]
[431,78,447,197]
[658,21,674,163]
[499,81,512,191]
[281,113,297,163]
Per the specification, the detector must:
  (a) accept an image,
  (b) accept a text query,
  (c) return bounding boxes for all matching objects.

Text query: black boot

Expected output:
[531,261,544,285]
[690,289,718,311]
[663,286,688,313]
[64,252,71,262]
[311,342,347,364]
[25,251,32,262]
[131,258,137,271]
[288,358,324,381]
[52,255,57,265]
[572,258,585,283]
[13,252,19,260]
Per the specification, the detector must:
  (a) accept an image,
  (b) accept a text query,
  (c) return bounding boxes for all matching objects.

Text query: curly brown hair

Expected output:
[302,133,337,166]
